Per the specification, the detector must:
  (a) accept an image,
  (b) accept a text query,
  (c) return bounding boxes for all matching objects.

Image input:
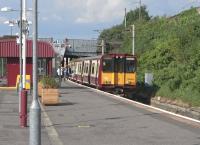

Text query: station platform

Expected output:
[0,80,199,145]
[43,80,200,145]
[0,90,51,145]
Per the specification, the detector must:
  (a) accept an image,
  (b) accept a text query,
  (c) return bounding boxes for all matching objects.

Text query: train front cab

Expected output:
[99,54,136,92]
[114,54,137,93]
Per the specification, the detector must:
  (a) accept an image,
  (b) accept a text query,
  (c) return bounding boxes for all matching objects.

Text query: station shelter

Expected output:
[0,37,55,87]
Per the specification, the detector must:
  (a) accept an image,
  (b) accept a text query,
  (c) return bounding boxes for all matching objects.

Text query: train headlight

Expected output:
[104,80,111,84]
[127,81,133,85]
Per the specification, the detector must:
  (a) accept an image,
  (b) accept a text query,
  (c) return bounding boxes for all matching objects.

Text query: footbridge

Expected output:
[65,39,99,57]
[52,39,100,58]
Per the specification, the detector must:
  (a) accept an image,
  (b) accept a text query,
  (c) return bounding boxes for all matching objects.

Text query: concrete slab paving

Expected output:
[42,81,200,145]
[0,90,51,145]
[1,81,199,145]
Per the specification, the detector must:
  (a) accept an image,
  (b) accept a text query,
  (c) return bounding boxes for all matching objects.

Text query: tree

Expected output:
[124,5,151,26]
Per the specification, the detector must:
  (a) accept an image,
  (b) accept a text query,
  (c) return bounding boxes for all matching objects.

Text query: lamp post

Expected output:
[93,29,105,55]
[29,0,41,144]
[101,39,105,55]
[132,25,135,55]
[22,0,27,90]
[0,6,23,116]
[4,20,17,35]
[1,5,31,89]
[9,23,14,35]
[1,2,31,127]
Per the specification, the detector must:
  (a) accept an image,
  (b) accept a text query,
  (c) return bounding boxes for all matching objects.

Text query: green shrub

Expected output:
[100,7,200,106]
[40,76,58,89]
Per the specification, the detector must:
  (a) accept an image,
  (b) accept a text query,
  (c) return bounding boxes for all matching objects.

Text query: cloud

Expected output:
[52,14,63,21]
[55,0,84,9]
[75,0,127,23]
[38,0,200,26]
[0,17,7,24]
[41,16,49,21]
[39,14,63,22]
[46,0,129,23]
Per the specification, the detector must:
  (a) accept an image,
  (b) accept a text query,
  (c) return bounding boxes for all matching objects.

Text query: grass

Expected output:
[156,84,200,107]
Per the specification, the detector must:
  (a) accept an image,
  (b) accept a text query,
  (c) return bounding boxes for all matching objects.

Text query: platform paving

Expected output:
[0,90,51,145]
[43,81,200,145]
[0,81,200,145]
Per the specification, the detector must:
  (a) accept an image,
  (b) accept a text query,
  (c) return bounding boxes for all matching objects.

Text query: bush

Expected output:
[39,76,58,89]
[100,7,200,106]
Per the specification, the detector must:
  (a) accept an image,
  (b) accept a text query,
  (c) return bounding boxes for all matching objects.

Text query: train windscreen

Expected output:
[125,58,136,73]
[114,57,124,73]
[102,57,114,72]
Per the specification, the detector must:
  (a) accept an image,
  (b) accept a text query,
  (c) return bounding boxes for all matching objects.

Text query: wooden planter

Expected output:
[38,82,43,97]
[41,88,59,105]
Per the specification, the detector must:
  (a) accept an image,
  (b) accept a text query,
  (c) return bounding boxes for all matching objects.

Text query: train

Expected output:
[68,54,137,95]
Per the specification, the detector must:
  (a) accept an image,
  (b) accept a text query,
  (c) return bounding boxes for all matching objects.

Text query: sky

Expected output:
[0,0,200,40]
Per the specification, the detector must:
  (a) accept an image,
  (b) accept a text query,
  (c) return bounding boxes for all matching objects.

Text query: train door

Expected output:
[114,56,125,87]
[96,59,100,87]
[90,60,97,86]
[82,60,90,84]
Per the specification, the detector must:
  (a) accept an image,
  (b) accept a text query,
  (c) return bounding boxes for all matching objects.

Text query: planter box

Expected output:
[41,88,59,105]
[38,82,43,97]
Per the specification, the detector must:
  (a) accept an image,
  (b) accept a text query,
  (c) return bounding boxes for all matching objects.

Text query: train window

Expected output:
[126,58,136,73]
[83,64,86,73]
[103,58,114,72]
[91,63,95,75]
[86,63,89,74]
[86,64,88,73]
[78,64,80,73]
[97,60,99,76]
[115,58,124,73]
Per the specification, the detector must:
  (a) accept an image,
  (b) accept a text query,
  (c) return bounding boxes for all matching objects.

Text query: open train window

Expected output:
[102,57,114,72]
[125,58,136,73]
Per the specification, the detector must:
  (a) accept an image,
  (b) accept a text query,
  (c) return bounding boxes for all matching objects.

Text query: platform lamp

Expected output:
[1,5,32,90]
[93,29,105,55]
[29,0,41,144]
[4,20,17,35]
[0,6,23,115]
[1,2,32,127]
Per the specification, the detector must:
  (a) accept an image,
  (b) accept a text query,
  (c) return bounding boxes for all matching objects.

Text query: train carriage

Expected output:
[68,54,137,94]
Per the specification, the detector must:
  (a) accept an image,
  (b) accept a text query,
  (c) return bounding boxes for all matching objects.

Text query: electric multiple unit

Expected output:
[68,54,137,94]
